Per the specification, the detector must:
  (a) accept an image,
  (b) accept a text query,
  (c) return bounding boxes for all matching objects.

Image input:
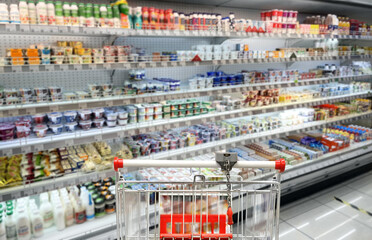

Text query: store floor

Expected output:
[279,170,372,240]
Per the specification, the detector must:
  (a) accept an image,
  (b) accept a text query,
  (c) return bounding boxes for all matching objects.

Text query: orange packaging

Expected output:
[26,49,40,65]
[10,49,25,65]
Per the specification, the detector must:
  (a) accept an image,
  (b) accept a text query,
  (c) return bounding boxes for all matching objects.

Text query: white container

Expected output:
[53,203,65,231]
[63,199,74,227]
[5,210,17,240]
[19,0,29,24]
[86,193,95,221]
[16,207,31,240]
[0,217,5,240]
[99,5,107,28]
[0,3,9,24]
[9,4,21,24]
[47,1,55,25]
[70,2,78,26]
[36,0,47,25]
[63,3,71,26]
[28,1,36,24]
[30,209,43,238]
[40,196,54,228]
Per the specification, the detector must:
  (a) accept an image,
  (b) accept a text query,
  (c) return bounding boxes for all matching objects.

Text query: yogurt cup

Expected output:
[64,111,77,122]
[79,109,92,121]
[0,124,15,135]
[118,118,128,126]
[80,120,92,131]
[105,112,118,121]
[106,120,117,127]
[32,114,46,124]
[48,87,62,95]
[0,132,14,141]
[34,124,48,138]
[93,118,105,129]
[65,122,77,132]
[92,108,105,119]
[118,111,128,119]
[16,129,31,138]
[49,124,63,135]
[48,112,63,124]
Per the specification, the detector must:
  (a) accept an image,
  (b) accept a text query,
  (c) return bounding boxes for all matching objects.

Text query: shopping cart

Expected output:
[114,153,286,240]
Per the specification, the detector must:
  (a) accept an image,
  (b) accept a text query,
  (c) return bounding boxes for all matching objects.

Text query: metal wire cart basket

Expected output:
[114,153,286,240]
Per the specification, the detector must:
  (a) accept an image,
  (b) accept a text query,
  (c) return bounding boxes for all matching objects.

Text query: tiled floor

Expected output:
[279,170,372,240]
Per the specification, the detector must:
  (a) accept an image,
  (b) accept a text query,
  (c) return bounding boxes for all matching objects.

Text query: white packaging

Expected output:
[63,199,74,226]
[62,3,71,26]
[16,208,31,240]
[36,0,47,25]
[19,0,29,24]
[213,52,222,60]
[28,1,36,24]
[47,1,55,25]
[222,51,229,60]
[5,211,17,240]
[0,3,9,24]
[30,209,43,238]
[53,203,65,231]
[9,4,21,24]
[0,217,5,240]
[86,194,95,221]
[40,196,54,228]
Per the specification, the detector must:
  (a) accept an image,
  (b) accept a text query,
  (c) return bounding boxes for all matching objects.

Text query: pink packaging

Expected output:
[273,22,278,33]
[265,21,273,33]
[293,11,298,22]
[282,23,287,34]
[277,23,283,33]
[265,11,272,21]
[282,10,289,23]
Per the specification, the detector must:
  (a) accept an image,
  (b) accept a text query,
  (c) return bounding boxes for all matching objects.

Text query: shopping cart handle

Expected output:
[114,157,286,172]
[275,159,286,173]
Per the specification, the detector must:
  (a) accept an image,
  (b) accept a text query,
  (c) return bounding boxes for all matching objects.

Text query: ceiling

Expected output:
[154,0,372,21]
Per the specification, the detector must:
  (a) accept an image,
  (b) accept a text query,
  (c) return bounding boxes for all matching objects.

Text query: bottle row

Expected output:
[1,1,371,36]
[0,176,115,239]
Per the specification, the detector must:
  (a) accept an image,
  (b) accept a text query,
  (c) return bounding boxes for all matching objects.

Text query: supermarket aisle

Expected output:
[279,170,372,240]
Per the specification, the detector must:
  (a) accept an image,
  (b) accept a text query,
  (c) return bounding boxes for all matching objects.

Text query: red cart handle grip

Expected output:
[275,159,286,173]
[114,157,123,172]
[227,207,233,225]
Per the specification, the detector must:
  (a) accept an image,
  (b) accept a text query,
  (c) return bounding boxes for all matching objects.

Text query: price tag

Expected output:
[22,145,32,154]
[34,144,44,152]
[6,24,16,32]
[138,62,146,68]
[74,64,82,70]
[161,62,168,67]
[26,108,36,115]
[12,66,22,73]
[179,61,186,66]
[194,62,199,66]
[65,139,74,147]
[150,62,157,68]
[2,148,12,156]
[94,135,103,141]
[103,63,111,69]
[221,60,226,65]
[171,61,178,67]
[19,24,29,32]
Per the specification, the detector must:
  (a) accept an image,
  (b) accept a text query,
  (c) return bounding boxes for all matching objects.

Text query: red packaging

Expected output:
[265,11,272,21]
[271,9,278,22]
[278,10,283,22]
[261,11,266,21]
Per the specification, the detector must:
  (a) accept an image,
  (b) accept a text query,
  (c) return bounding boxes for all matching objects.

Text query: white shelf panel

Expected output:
[0,55,367,74]
[0,91,369,156]
[1,24,372,41]
[1,74,368,118]
[142,111,372,160]
[0,169,114,202]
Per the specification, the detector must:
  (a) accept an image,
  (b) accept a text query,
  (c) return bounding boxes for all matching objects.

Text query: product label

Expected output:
[66,213,74,225]
[43,211,54,224]
[33,222,43,233]
[6,225,16,238]
[18,225,30,237]
[75,211,86,224]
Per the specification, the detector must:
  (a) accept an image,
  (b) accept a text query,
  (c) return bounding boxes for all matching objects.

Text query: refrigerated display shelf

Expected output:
[1,24,372,41]
[142,111,372,160]
[0,91,369,156]
[0,169,113,202]
[0,55,368,74]
[30,139,372,240]
[1,74,367,118]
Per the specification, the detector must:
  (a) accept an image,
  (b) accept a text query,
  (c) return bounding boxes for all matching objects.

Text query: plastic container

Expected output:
[32,114,45,124]
[78,109,92,121]
[39,195,54,228]
[92,108,105,119]
[0,3,9,24]
[19,0,29,24]
[64,111,77,122]
[94,197,105,218]
[36,0,47,25]
[118,111,128,119]
[47,112,63,124]
[80,120,92,130]
[28,1,36,24]
[105,194,115,214]
[93,118,105,129]
[64,122,77,132]
[0,132,14,141]
[34,124,48,138]
[0,124,15,135]
[106,120,117,127]
[118,118,128,126]
[105,112,118,121]
[49,124,63,135]
[9,4,21,24]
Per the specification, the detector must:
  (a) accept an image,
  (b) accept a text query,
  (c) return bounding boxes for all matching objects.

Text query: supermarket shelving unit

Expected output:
[1,0,372,239]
